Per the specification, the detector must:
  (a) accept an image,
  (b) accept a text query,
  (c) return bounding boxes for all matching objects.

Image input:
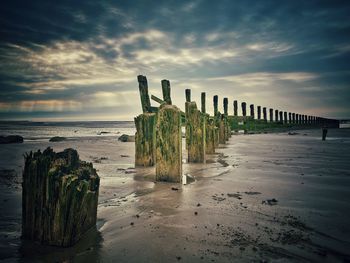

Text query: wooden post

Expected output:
[213,95,218,116]
[289,112,292,124]
[201,92,206,114]
[138,75,151,113]
[223,98,230,140]
[206,117,216,154]
[275,110,279,122]
[161,79,172,105]
[185,89,191,102]
[279,111,283,123]
[156,104,182,182]
[186,101,206,163]
[257,106,261,120]
[263,107,267,122]
[284,112,288,124]
[135,113,157,166]
[233,100,238,116]
[219,114,226,144]
[223,98,228,116]
[22,148,100,247]
[250,104,255,119]
[292,113,296,124]
[241,102,246,116]
[269,108,273,122]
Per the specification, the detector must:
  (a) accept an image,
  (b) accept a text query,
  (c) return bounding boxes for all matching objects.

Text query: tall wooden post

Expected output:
[288,112,292,124]
[242,102,246,116]
[279,111,283,123]
[275,110,279,122]
[185,89,191,102]
[161,79,172,105]
[269,108,273,122]
[213,95,218,117]
[250,104,255,119]
[257,106,261,120]
[223,98,228,116]
[138,75,151,113]
[284,112,288,124]
[156,104,182,182]
[263,107,267,122]
[186,101,206,163]
[201,92,206,114]
[233,100,238,116]
[135,113,157,166]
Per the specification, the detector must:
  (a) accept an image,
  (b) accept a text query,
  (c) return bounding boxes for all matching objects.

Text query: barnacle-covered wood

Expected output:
[186,101,206,163]
[135,112,156,166]
[156,104,182,182]
[22,148,100,247]
[206,117,216,154]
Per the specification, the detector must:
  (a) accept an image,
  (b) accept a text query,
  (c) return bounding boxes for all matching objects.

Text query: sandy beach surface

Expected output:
[1,128,350,262]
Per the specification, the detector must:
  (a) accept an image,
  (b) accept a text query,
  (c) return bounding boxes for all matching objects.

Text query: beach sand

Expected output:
[1,128,350,262]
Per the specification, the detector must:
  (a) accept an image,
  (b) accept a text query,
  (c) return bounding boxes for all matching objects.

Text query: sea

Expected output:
[0,121,136,141]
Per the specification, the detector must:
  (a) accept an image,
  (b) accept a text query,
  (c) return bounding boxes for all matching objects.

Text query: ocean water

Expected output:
[0,121,136,141]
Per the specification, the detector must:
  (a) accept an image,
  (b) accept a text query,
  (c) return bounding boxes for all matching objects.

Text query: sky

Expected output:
[0,0,349,121]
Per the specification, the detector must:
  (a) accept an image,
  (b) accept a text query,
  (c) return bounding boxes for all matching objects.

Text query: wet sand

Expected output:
[1,129,350,262]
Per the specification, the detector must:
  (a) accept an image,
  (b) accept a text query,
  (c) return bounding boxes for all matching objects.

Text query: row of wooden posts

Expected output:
[134,75,339,183]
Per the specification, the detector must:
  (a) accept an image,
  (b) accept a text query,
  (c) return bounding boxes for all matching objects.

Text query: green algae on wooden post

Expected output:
[161,79,172,105]
[223,98,230,140]
[135,112,157,166]
[186,101,206,163]
[156,104,182,182]
[138,75,151,113]
[22,148,100,247]
[219,114,226,144]
[206,117,216,154]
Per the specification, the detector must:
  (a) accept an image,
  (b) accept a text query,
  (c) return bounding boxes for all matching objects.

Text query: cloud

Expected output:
[1,0,350,119]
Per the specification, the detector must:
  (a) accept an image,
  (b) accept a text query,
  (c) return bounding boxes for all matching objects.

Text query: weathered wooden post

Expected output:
[249,104,254,119]
[242,102,247,117]
[269,108,273,122]
[202,92,215,154]
[223,98,230,140]
[156,104,182,182]
[22,148,100,247]
[284,112,288,124]
[219,114,226,143]
[292,113,296,124]
[213,96,220,146]
[135,76,157,166]
[138,75,151,113]
[275,110,279,122]
[201,92,206,114]
[257,106,261,120]
[185,89,191,103]
[289,112,292,124]
[185,90,206,163]
[134,113,156,166]
[279,111,283,123]
[161,79,172,105]
[263,107,267,122]
[233,100,238,116]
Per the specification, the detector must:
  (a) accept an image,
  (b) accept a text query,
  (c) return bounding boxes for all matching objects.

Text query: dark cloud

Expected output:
[0,0,350,119]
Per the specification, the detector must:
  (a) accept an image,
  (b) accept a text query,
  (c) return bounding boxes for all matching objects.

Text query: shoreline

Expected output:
[1,129,350,262]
